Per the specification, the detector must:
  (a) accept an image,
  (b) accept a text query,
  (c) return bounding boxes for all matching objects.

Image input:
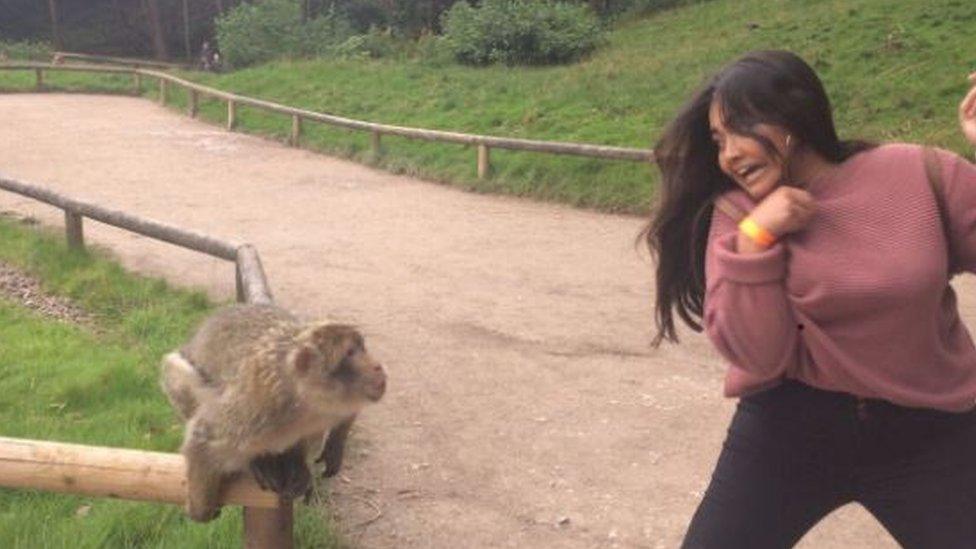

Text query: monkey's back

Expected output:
[181,304,300,386]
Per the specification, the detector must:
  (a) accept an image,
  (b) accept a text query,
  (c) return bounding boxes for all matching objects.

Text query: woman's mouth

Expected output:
[735,164,764,184]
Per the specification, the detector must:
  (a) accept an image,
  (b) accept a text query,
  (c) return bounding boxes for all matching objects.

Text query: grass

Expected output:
[1,0,973,213]
[0,67,136,95]
[0,216,339,548]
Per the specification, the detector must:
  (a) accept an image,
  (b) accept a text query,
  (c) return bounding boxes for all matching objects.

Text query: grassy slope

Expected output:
[188,0,976,212]
[2,0,973,213]
[0,217,338,548]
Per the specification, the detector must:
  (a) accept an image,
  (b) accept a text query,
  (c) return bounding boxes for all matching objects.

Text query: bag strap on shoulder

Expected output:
[922,147,954,272]
[923,147,946,211]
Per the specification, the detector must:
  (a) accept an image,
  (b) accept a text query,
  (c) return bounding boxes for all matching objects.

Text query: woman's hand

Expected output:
[750,186,816,237]
[961,72,976,148]
[737,186,815,253]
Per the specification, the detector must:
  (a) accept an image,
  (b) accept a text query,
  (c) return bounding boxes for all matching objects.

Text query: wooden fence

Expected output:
[0,61,655,179]
[0,174,287,547]
[53,51,191,70]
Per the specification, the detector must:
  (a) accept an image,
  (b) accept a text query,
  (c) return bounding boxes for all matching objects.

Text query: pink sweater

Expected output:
[705,143,976,411]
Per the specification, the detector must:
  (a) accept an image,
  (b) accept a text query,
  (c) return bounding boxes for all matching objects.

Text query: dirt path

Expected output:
[4,94,957,547]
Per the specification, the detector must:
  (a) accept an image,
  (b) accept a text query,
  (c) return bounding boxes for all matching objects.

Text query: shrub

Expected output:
[303,11,356,57]
[441,0,604,66]
[215,0,353,68]
[331,29,398,59]
[410,32,456,66]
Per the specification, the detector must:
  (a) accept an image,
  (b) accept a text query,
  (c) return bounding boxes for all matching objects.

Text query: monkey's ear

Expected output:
[291,345,317,375]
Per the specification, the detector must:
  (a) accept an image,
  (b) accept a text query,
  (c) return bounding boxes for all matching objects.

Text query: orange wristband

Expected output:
[738,217,776,248]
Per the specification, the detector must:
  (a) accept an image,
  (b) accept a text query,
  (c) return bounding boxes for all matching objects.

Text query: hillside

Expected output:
[4,0,975,213]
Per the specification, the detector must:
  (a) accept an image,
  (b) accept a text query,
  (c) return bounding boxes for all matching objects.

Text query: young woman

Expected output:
[644,51,976,548]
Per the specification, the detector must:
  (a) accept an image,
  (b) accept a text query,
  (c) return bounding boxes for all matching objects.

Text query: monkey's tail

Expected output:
[161,352,209,420]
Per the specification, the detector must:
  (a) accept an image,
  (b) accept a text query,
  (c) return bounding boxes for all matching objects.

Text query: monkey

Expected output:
[160,303,386,522]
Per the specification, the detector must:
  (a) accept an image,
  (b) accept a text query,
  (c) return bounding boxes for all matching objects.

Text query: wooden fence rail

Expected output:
[53,51,190,70]
[0,437,278,508]
[0,174,240,260]
[0,175,285,547]
[0,62,655,178]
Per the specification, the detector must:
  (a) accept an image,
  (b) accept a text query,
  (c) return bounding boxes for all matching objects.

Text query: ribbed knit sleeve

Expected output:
[703,200,799,392]
[932,149,976,273]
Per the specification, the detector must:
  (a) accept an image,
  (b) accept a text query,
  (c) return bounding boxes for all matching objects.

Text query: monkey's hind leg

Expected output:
[161,352,207,420]
[182,418,226,522]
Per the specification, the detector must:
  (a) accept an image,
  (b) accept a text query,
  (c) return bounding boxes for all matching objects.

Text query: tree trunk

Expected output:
[182,0,192,60]
[215,0,224,15]
[142,0,169,60]
[46,0,64,50]
[301,0,310,23]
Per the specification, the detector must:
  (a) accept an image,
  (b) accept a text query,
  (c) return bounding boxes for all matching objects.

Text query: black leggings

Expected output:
[682,380,976,548]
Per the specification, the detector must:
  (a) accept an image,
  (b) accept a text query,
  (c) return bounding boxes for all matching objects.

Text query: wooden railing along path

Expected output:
[52,51,191,70]
[0,61,655,179]
[0,173,290,548]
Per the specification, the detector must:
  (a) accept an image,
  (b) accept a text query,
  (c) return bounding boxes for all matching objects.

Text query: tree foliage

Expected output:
[0,0,681,65]
[0,0,237,60]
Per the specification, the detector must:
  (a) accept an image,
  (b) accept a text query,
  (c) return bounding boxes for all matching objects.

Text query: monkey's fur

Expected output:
[160,304,386,522]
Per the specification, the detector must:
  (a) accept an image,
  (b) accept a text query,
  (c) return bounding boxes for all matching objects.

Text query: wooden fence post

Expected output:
[64,210,84,250]
[477,144,491,179]
[290,115,302,147]
[235,261,245,303]
[159,79,168,105]
[244,504,294,549]
[371,131,382,156]
[133,72,142,95]
[227,100,237,130]
[34,68,43,91]
[189,89,199,118]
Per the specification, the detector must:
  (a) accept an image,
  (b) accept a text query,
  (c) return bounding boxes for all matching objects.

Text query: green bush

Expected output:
[441,0,604,66]
[332,28,398,59]
[215,0,353,68]
[0,40,51,61]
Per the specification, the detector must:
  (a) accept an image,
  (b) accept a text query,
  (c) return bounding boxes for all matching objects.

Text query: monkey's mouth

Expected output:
[366,378,386,401]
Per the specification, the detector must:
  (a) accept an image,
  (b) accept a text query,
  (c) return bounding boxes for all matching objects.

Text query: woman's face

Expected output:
[708,100,791,201]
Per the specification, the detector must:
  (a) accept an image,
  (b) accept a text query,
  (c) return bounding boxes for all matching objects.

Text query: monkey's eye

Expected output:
[345,347,358,359]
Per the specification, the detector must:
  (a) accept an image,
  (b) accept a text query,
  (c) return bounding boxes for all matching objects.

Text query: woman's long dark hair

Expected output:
[644,50,873,346]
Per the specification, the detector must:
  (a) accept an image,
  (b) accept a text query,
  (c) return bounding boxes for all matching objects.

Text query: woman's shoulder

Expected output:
[852,142,924,163]
[853,142,971,177]
[853,142,971,163]
[833,143,927,180]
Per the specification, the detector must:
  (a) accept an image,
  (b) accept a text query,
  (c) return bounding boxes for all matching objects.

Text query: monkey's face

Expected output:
[293,324,387,407]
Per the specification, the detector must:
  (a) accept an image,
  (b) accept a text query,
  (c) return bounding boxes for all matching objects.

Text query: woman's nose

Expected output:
[721,135,748,163]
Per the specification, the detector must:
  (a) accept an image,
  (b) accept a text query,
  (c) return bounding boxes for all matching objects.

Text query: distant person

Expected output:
[643,51,976,548]
[199,41,220,72]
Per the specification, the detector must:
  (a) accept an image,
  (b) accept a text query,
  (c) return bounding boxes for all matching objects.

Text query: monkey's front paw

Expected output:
[322,459,342,478]
[186,502,222,523]
[250,451,311,500]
